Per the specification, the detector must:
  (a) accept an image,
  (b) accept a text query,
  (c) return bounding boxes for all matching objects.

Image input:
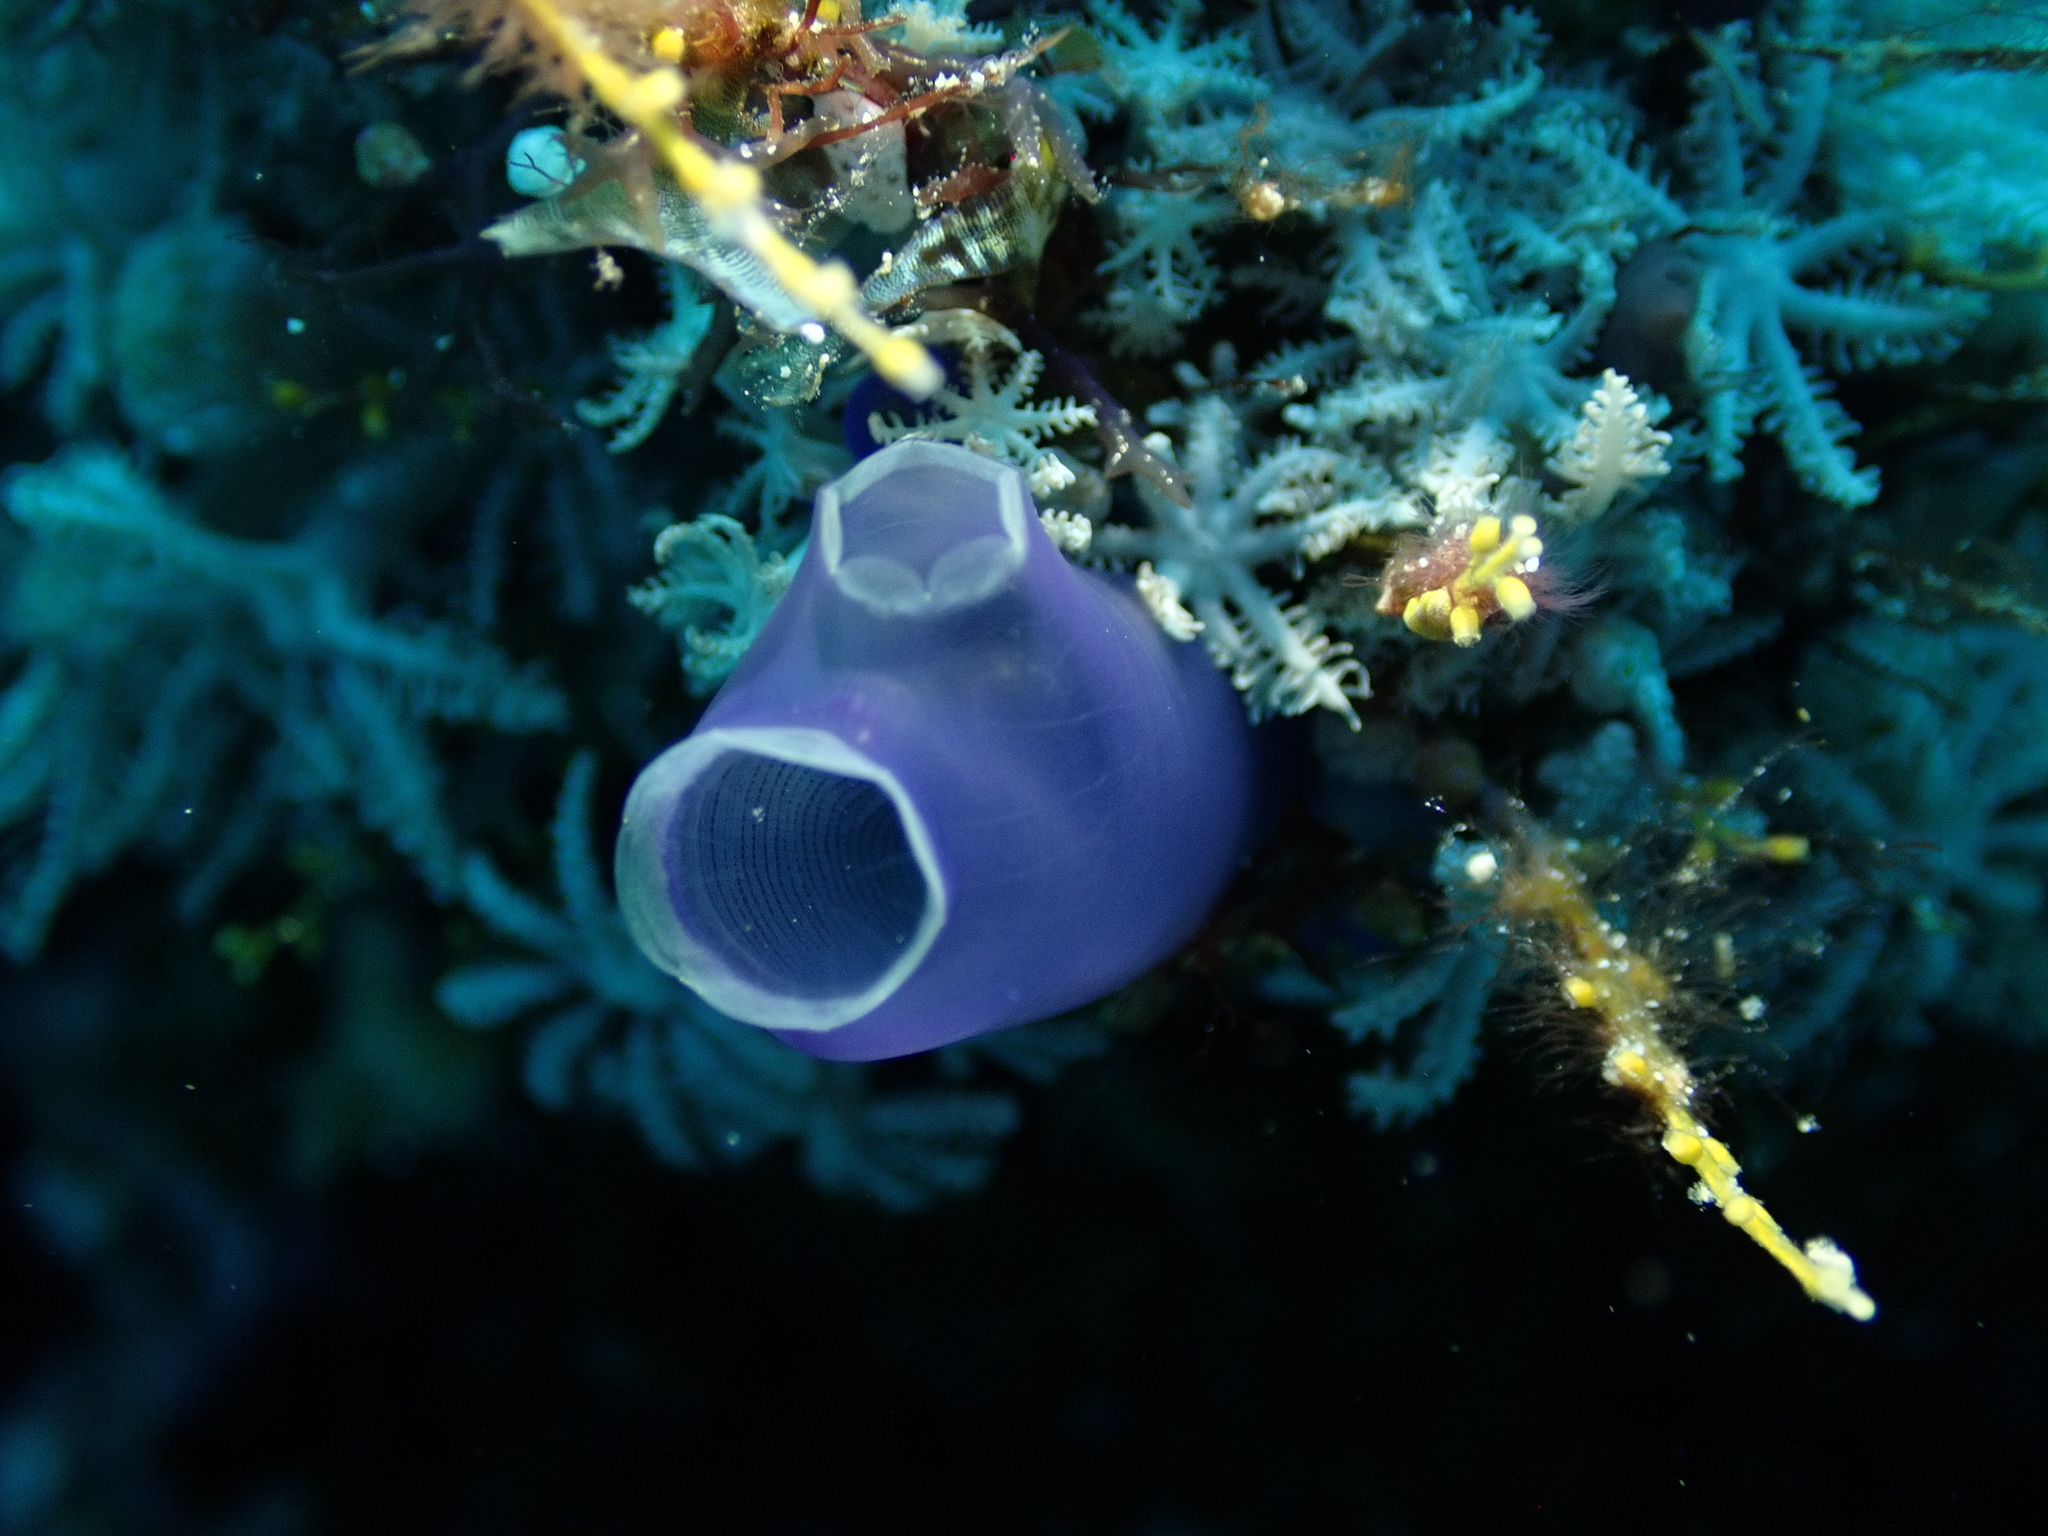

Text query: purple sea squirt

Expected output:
[616,441,1257,1060]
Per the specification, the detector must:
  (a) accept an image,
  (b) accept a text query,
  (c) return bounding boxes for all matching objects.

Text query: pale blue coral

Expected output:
[1056,0,1266,134]
[1260,831,1507,1131]
[701,381,849,540]
[1093,351,1418,723]
[0,447,566,956]
[575,263,719,452]
[1826,2,2048,272]
[1676,15,1984,506]
[867,343,1097,492]
[1785,619,2048,1047]
[1065,0,1267,356]
[628,514,801,697]
[1283,85,1676,450]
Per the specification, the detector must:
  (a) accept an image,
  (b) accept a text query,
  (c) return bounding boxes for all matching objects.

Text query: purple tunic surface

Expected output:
[616,441,1254,1061]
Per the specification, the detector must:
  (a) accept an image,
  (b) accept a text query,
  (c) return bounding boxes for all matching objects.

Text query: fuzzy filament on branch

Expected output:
[1491,818,1876,1322]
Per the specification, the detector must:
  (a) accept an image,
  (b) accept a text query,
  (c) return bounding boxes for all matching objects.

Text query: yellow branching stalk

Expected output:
[1494,823,1877,1322]
[431,0,941,397]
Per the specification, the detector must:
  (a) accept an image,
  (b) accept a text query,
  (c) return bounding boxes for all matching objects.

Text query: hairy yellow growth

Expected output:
[1401,513,1543,647]
[505,0,941,396]
[1499,831,1876,1322]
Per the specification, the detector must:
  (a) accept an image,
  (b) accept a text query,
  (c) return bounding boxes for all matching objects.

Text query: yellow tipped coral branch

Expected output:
[499,0,941,397]
[1671,775,1811,884]
[1495,821,1876,1322]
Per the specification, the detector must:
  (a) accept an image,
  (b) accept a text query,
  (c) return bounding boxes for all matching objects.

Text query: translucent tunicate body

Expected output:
[616,441,1256,1060]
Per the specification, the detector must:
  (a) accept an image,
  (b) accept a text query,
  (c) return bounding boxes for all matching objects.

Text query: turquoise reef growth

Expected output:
[4,0,2048,1525]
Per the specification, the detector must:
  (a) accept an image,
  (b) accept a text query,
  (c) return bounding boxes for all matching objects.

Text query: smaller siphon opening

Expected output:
[669,751,929,1002]
[837,463,1007,577]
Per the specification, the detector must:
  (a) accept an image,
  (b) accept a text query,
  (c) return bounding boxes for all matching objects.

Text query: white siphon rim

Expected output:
[615,725,947,1032]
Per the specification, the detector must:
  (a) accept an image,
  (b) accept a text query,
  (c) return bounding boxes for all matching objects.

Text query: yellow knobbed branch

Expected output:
[1496,828,1877,1322]
[1670,775,1811,884]
[508,0,941,397]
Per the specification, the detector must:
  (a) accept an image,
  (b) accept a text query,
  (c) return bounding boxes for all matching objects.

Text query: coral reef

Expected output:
[5,0,2048,1525]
